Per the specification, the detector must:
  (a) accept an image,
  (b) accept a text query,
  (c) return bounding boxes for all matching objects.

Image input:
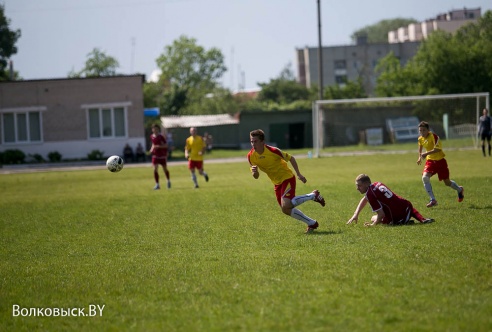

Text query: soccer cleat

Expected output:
[204,174,209,182]
[458,186,464,202]
[194,184,199,189]
[422,218,435,224]
[305,221,319,234]
[153,184,160,190]
[167,181,171,189]
[426,199,438,208]
[312,190,326,207]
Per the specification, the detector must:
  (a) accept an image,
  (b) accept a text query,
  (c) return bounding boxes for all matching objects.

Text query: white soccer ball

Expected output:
[106,155,124,172]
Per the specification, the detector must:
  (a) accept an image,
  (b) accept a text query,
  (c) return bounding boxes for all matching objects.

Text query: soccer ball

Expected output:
[106,155,124,172]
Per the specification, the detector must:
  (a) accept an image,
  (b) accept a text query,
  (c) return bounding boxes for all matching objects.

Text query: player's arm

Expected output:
[417,145,423,164]
[347,196,368,224]
[421,146,441,158]
[251,165,260,179]
[289,156,306,183]
[364,209,385,227]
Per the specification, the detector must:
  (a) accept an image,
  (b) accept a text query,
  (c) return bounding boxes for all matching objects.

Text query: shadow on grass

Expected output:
[308,230,342,236]
[468,204,492,210]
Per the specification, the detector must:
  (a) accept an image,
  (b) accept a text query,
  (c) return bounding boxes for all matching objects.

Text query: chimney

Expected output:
[9,60,14,80]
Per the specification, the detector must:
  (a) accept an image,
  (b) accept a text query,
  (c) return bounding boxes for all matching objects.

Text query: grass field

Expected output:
[1,146,491,331]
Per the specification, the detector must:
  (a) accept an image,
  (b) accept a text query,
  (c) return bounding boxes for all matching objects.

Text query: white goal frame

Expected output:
[312,92,490,158]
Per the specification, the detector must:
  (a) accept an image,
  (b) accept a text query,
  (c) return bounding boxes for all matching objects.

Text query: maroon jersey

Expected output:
[150,133,168,159]
[366,182,412,224]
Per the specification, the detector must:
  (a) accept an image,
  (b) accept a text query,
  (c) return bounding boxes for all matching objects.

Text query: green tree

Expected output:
[374,51,424,97]
[257,63,312,104]
[69,48,119,78]
[0,4,21,81]
[323,78,367,99]
[375,11,492,97]
[351,18,417,43]
[154,35,226,115]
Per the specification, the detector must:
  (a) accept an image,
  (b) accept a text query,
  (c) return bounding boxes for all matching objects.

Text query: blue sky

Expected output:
[3,0,491,90]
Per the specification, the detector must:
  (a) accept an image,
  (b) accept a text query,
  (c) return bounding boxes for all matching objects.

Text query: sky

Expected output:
[3,0,491,91]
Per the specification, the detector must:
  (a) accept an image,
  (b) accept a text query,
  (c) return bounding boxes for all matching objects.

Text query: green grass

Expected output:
[1,148,491,331]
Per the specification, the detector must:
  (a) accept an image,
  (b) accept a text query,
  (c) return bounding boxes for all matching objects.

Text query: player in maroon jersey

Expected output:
[150,124,171,190]
[347,174,434,226]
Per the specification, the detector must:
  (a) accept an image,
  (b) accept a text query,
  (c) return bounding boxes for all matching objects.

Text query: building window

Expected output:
[334,60,346,69]
[1,108,44,144]
[84,103,130,139]
[335,75,347,84]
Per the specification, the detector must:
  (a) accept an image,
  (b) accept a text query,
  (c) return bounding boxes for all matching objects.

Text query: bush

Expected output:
[28,153,45,163]
[48,151,62,162]
[1,149,26,164]
[87,150,105,160]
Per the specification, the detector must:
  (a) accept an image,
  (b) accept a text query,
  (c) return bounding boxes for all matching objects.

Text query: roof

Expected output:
[161,113,240,128]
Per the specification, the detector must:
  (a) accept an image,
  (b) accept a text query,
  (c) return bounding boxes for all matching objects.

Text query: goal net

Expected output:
[312,92,490,157]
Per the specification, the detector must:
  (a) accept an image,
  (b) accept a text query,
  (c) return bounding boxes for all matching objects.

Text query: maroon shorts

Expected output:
[423,158,449,181]
[152,156,167,167]
[274,176,296,206]
[188,160,203,171]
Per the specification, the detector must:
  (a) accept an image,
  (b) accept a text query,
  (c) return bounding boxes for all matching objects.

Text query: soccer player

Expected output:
[478,108,491,157]
[347,174,434,226]
[150,124,171,190]
[247,129,325,234]
[417,121,464,207]
[185,127,209,188]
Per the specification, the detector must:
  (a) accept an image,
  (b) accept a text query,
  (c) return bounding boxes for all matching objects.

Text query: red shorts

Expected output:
[423,158,449,181]
[152,156,167,167]
[274,176,296,206]
[188,160,203,171]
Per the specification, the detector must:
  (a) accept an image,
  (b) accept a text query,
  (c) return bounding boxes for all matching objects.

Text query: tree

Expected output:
[0,4,21,81]
[257,63,313,104]
[154,35,226,115]
[375,10,492,97]
[323,78,367,100]
[351,18,417,43]
[68,48,119,78]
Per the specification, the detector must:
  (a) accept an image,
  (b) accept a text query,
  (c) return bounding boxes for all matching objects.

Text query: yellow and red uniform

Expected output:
[247,144,296,205]
[418,132,449,181]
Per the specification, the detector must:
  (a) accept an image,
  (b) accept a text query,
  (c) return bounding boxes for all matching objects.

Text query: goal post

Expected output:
[312,92,490,157]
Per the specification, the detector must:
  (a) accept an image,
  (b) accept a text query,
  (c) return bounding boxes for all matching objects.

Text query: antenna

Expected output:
[230,47,234,90]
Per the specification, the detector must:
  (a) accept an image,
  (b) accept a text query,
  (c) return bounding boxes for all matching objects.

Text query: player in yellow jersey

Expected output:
[247,129,325,233]
[185,127,209,188]
[417,121,464,207]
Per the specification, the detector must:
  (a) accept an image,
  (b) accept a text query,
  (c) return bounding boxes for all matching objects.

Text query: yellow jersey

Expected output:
[247,145,294,185]
[418,132,445,161]
[185,135,206,161]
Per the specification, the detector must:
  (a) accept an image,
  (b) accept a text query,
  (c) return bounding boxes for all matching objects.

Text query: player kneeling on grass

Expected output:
[248,129,325,234]
[347,174,434,227]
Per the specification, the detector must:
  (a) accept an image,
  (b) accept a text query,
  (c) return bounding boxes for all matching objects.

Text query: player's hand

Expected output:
[347,216,358,224]
[417,157,422,165]
[298,174,307,183]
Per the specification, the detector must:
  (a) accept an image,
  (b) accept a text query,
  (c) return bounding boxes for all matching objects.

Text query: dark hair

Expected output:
[250,129,265,141]
[418,121,429,129]
[152,124,161,131]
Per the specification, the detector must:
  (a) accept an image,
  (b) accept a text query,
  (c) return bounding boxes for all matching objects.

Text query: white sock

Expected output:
[449,180,461,192]
[290,208,316,225]
[191,173,197,185]
[291,193,314,206]
[422,176,435,200]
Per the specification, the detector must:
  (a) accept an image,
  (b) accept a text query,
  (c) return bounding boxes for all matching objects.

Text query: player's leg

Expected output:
[487,135,491,156]
[291,190,325,207]
[161,160,171,189]
[189,160,199,188]
[422,172,437,207]
[443,178,464,202]
[198,163,209,182]
[279,180,318,233]
[153,162,160,190]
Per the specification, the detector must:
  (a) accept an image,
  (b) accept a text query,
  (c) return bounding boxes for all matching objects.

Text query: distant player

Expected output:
[185,127,209,188]
[417,121,464,207]
[150,124,171,190]
[478,108,491,157]
[347,174,434,226]
[248,129,325,233]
